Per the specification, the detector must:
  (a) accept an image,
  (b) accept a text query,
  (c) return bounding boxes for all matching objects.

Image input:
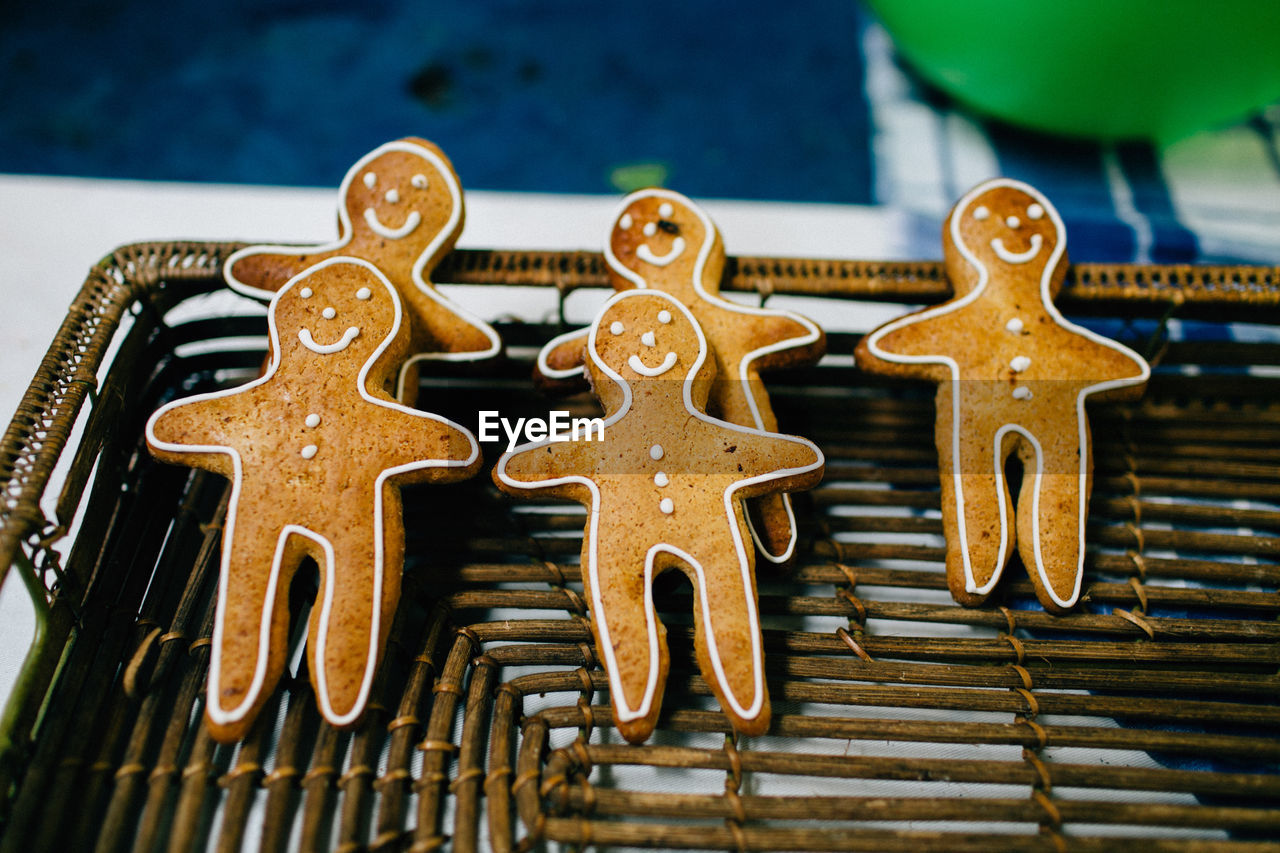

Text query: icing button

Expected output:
[649,444,664,461]
[1005,317,1024,334]
[1010,356,1031,373]
[1012,387,1033,401]
[304,413,321,428]
[659,497,674,514]
[654,471,669,487]
[301,444,319,459]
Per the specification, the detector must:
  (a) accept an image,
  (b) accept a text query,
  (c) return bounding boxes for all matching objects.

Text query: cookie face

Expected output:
[855,179,1149,612]
[147,258,481,742]
[498,290,824,742]
[225,138,500,400]
[536,189,826,564]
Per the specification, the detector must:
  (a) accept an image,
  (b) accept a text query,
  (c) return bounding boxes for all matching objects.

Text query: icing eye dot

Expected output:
[1006,215,1021,228]
[649,444,664,461]
[411,174,428,189]
[304,413,321,428]
[657,310,672,324]
[1027,203,1044,220]
[610,321,625,335]
[973,205,990,221]
[643,222,657,238]
[322,307,336,320]
[356,287,372,300]
[385,189,400,204]
[299,287,313,298]
[619,213,633,230]
[658,202,674,218]
[363,172,376,189]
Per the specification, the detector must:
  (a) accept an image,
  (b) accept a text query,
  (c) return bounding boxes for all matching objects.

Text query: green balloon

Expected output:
[865,0,1280,140]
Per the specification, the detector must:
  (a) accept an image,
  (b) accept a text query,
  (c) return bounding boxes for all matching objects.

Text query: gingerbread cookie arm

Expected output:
[355,400,483,485]
[534,328,590,383]
[146,389,261,476]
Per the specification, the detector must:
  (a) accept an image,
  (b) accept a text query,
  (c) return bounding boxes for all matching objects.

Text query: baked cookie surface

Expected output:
[225,137,500,399]
[855,179,1149,612]
[500,289,823,742]
[147,257,481,742]
[537,189,825,563]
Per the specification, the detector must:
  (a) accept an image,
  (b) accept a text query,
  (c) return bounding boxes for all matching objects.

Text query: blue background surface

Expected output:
[0,1,874,201]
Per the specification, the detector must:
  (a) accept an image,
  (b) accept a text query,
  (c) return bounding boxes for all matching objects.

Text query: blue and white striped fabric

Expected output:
[858,21,1280,267]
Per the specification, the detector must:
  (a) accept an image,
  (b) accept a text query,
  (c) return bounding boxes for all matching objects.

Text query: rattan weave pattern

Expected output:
[0,243,1275,851]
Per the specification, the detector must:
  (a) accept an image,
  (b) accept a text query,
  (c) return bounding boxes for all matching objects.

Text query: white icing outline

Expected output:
[364,208,420,240]
[991,233,1043,265]
[223,139,501,400]
[147,256,480,730]
[628,352,677,377]
[863,178,1149,609]
[497,289,823,723]
[636,237,686,267]
[299,326,360,354]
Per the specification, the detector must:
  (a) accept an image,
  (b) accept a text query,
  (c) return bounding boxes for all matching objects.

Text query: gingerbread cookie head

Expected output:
[945,179,1066,300]
[604,188,725,294]
[586,290,716,415]
[271,256,406,388]
[340,137,463,260]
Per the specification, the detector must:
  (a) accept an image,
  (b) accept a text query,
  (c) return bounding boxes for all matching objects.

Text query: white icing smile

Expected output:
[299,326,360,354]
[636,237,686,267]
[363,207,421,240]
[990,233,1043,265]
[628,351,678,376]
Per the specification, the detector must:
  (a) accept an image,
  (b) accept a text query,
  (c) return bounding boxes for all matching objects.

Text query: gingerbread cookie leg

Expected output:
[937,385,1017,607]
[1013,416,1092,612]
[585,526,670,744]
[206,503,305,743]
[681,540,769,736]
[306,511,399,725]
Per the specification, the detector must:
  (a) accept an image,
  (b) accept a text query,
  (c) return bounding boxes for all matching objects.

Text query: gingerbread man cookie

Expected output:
[499,289,824,742]
[147,257,481,742]
[224,137,500,400]
[855,179,1149,612]
[536,189,825,564]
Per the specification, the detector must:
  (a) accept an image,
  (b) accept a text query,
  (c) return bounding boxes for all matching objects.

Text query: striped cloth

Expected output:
[858,20,1280,267]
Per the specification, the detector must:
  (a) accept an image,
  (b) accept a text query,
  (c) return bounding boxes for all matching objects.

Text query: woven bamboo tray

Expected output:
[0,241,1277,851]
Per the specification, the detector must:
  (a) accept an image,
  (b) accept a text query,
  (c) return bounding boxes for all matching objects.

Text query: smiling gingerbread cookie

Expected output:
[855,178,1149,612]
[537,189,825,564]
[225,138,500,400]
[499,289,824,742]
[147,257,481,742]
